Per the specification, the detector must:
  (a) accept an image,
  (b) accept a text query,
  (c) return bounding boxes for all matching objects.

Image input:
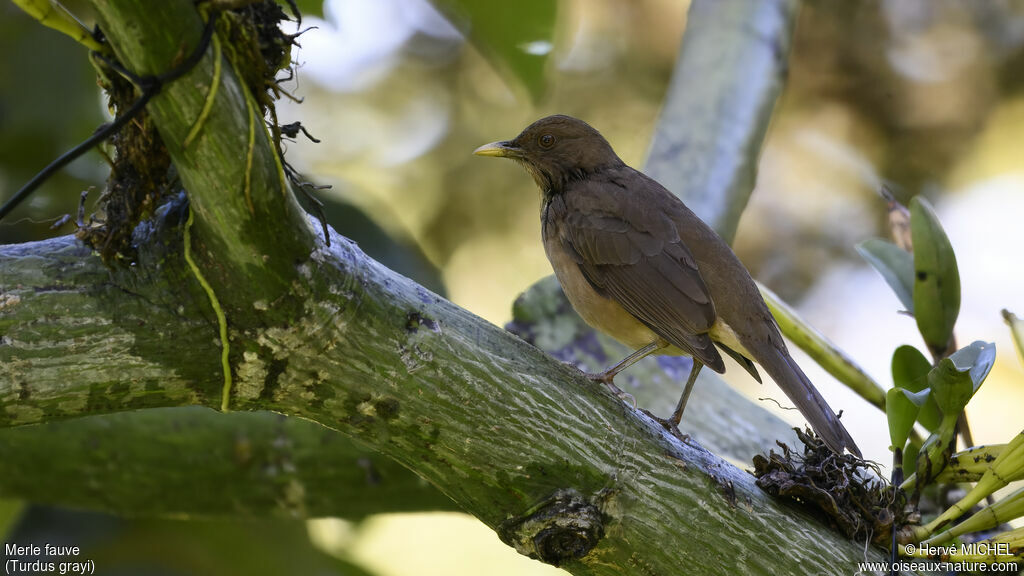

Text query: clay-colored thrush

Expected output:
[475,115,860,457]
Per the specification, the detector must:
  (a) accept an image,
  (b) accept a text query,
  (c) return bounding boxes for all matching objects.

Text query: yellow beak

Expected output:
[473,141,517,158]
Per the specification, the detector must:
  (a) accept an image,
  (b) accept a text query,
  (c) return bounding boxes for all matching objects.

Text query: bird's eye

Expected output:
[539,134,555,148]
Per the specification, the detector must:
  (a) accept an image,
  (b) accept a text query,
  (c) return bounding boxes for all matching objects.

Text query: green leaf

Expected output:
[856,238,914,312]
[891,345,942,431]
[432,0,555,101]
[910,196,961,354]
[887,387,929,452]
[928,341,996,416]
[280,0,324,20]
[1003,309,1024,365]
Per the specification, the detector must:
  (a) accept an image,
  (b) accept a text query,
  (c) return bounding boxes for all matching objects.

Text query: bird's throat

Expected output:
[517,160,554,194]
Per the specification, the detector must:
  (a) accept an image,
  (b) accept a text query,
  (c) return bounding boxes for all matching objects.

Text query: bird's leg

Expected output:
[585,342,665,404]
[667,359,703,428]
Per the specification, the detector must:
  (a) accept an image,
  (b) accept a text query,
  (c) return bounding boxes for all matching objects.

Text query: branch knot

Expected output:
[497,488,605,566]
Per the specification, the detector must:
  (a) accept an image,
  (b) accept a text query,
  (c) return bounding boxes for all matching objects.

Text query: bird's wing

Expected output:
[557,175,724,372]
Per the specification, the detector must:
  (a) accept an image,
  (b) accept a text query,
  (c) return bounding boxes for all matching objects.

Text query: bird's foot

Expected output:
[584,372,637,409]
[651,414,690,442]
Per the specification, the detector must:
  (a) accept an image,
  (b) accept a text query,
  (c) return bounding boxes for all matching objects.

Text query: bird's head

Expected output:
[474,115,622,194]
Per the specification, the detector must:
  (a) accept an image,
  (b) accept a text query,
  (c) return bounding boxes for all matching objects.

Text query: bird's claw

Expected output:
[615,389,638,409]
[652,415,689,442]
[584,372,637,409]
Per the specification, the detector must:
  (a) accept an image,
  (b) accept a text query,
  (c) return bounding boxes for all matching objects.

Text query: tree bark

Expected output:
[0,0,888,573]
[646,0,794,243]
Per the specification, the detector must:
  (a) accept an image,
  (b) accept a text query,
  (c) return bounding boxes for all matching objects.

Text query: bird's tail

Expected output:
[760,349,862,457]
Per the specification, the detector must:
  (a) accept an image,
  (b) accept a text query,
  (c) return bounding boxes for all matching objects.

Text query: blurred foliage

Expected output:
[735,0,1024,298]
[284,0,323,20]
[0,3,105,243]
[433,0,556,101]
[0,499,24,539]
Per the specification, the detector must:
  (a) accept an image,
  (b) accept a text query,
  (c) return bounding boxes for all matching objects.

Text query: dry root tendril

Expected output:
[752,427,906,547]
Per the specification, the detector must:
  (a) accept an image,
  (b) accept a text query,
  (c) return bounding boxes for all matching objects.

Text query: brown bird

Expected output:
[475,115,860,457]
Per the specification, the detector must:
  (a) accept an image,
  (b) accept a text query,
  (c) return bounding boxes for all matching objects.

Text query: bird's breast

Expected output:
[541,206,662,351]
